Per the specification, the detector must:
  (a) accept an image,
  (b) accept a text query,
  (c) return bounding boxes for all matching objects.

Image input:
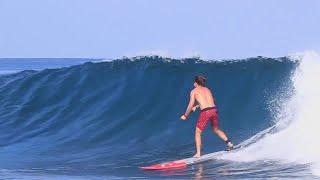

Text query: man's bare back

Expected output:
[192,86,215,110]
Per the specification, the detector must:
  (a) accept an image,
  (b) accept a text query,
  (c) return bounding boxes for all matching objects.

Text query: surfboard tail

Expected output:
[140,160,187,170]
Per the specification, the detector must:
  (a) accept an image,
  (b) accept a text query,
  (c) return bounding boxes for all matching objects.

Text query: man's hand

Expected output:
[180,114,187,120]
[192,105,199,112]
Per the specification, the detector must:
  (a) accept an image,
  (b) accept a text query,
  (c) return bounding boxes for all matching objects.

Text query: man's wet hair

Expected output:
[195,75,206,87]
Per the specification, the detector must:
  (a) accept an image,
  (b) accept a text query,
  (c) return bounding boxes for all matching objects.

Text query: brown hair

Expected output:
[194,75,206,87]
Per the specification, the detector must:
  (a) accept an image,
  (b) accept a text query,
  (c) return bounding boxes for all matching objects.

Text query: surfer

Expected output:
[181,75,234,158]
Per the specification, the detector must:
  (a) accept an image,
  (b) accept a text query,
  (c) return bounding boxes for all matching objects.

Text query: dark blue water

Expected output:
[0,57,318,179]
[0,58,99,74]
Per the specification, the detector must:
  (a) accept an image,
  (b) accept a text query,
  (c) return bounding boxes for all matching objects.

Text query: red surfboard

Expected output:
[140,160,187,170]
[140,146,240,171]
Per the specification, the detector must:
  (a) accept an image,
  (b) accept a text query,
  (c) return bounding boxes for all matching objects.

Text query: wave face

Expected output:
[0,56,312,179]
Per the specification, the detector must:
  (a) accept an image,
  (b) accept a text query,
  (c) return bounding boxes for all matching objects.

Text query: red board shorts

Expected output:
[196,107,219,131]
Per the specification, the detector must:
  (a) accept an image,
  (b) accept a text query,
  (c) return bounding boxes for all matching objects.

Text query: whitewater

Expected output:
[219,52,320,177]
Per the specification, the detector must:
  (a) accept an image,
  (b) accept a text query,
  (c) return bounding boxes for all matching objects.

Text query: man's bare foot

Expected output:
[227,142,234,151]
[193,153,201,158]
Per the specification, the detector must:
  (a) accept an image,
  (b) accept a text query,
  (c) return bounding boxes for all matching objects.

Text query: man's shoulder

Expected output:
[190,88,197,95]
[191,88,202,94]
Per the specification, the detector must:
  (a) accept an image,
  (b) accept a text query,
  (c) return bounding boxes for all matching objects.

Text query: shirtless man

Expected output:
[181,75,234,158]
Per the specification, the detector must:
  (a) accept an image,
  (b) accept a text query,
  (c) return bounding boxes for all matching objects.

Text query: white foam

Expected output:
[312,163,320,176]
[218,51,320,176]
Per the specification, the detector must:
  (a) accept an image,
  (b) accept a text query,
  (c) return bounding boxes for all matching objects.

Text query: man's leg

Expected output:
[213,128,234,150]
[212,127,228,141]
[211,109,234,150]
[193,127,202,158]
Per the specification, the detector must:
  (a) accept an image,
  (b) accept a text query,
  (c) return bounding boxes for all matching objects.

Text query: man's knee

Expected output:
[195,127,202,135]
[212,127,219,133]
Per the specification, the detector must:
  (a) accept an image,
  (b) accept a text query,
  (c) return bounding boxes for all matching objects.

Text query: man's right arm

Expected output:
[192,104,200,112]
[181,91,196,120]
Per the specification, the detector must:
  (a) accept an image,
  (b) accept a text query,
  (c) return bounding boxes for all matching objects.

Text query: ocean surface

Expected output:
[0,53,320,179]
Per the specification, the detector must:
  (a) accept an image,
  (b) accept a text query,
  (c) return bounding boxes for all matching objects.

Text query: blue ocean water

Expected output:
[0,58,99,74]
[0,55,319,179]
